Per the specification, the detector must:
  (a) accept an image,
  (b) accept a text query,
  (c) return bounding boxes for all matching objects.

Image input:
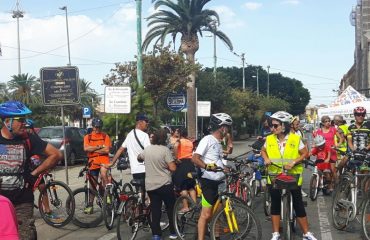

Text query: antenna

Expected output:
[12,0,24,74]
[350,7,356,27]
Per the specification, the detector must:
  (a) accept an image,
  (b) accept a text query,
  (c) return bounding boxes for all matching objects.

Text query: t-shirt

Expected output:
[194,135,224,181]
[0,195,19,240]
[84,132,112,170]
[0,133,47,204]
[348,121,370,151]
[138,145,174,191]
[121,129,151,174]
[315,127,337,160]
[311,145,330,160]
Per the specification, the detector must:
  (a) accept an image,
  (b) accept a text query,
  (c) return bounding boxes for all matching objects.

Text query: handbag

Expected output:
[117,151,129,170]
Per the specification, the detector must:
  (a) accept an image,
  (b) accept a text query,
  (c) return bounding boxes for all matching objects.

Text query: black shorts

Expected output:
[199,178,222,207]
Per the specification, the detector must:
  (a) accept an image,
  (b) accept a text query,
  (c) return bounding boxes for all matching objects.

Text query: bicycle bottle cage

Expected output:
[273,173,298,190]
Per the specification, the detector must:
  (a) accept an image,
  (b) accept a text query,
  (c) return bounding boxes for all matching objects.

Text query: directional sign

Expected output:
[197,101,211,117]
[167,93,186,112]
[105,86,131,114]
[83,107,91,118]
[40,66,80,106]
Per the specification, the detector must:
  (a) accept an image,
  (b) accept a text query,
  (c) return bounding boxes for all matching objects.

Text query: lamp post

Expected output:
[252,68,259,96]
[60,6,71,66]
[135,0,143,86]
[12,0,24,75]
[267,65,270,98]
[232,51,246,90]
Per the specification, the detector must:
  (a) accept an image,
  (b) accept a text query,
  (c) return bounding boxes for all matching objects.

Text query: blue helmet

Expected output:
[0,101,32,118]
[25,119,34,128]
[92,118,103,128]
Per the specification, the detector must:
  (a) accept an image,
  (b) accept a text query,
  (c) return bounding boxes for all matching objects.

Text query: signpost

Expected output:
[104,86,131,140]
[40,66,80,184]
[167,93,186,112]
[197,101,211,138]
[82,107,91,118]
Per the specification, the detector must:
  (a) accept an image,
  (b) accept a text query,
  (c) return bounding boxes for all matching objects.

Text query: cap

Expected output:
[136,112,149,122]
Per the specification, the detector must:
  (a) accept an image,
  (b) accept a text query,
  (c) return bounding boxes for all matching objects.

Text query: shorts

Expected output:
[89,169,100,177]
[88,156,110,170]
[315,159,331,171]
[199,178,222,207]
[172,159,196,191]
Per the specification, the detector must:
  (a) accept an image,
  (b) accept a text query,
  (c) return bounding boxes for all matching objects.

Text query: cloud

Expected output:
[243,2,262,11]
[211,6,245,29]
[281,0,300,5]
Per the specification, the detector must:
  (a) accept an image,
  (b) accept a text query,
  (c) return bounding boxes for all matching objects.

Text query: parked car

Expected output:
[37,126,87,165]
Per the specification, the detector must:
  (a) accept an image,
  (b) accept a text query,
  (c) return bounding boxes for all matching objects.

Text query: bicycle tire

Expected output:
[209,196,262,240]
[173,195,200,240]
[122,183,134,195]
[117,196,138,240]
[362,197,370,240]
[103,184,117,230]
[263,187,271,217]
[38,180,75,228]
[282,194,293,240]
[332,179,351,230]
[240,182,254,208]
[72,187,103,228]
[309,175,318,201]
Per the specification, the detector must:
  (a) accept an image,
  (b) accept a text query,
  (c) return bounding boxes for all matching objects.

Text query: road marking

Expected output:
[317,195,333,240]
[97,233,117,240]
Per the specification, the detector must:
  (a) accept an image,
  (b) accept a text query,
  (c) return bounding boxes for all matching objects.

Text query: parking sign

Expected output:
[83,107,91,118]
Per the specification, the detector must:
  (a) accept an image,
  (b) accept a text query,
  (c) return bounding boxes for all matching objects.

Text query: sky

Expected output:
[0,0,356,106]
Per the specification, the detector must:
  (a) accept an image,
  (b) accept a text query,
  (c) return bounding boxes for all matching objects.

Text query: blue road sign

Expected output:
[83,107,91,118]
[167,93,186,112]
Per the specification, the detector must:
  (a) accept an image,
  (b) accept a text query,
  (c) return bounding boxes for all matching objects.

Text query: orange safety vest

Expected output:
[177,138,193,160]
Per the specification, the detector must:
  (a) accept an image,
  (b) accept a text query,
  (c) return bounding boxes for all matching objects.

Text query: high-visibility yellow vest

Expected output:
[266,133,303,186]
[334,125,348,152]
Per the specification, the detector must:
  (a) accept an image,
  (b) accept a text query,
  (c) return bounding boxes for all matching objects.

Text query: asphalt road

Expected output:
[34,139,364,240]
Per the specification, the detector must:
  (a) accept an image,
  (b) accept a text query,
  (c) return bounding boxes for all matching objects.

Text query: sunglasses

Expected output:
[12,117,26,123]
[272,124,281,129]
[355,113,366,117]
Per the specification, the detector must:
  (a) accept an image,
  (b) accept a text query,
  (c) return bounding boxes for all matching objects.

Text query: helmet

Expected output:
[210,113,233,127]
[0,101,32,118]
[25,119,34,128]
[92,118,103,128]
[270,111,293,123]
[354,106,366,114]
[314,135,326,147]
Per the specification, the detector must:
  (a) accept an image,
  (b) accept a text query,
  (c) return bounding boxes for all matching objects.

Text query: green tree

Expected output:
[143,0,233,138]
[0,83,10,102]
[8,73,40,105]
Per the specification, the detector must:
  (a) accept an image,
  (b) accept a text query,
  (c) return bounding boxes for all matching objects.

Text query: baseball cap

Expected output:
[136,112,149,122]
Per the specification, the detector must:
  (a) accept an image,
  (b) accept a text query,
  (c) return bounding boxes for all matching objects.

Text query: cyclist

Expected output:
[138,128,177,240]
[261,111,316,240]
[191,113,232,240]
[0,101,62,240]
[333,115,348,172]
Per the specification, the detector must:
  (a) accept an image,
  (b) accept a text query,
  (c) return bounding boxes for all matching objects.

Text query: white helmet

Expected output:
[270,111,293,123]
[210,113,233,127]
[314,135,326,146]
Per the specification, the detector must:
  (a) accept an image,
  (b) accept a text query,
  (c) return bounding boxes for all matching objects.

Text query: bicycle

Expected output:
[362,190,370,239]
[116,178,169,240]
[33,171,75,228]
[173,167,262,240]
[332,149,370,230]
[307,159,332,201]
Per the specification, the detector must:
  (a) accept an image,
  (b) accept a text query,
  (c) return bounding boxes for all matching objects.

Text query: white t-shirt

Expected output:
[194,135,225,181]
[121,128,151,174]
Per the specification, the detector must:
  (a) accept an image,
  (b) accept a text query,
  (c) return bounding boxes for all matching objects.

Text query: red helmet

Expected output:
[354,106,366,114]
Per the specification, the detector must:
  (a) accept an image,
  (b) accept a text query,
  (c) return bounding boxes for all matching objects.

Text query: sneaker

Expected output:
[152,235,161,240]
[169,234,178,239]
[84,205,94,214]
[301,189,308,197]
[271,232,281,240]
[303,232,317,240]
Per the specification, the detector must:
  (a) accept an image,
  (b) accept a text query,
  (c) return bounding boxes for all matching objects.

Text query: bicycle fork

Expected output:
[224,197,239,233]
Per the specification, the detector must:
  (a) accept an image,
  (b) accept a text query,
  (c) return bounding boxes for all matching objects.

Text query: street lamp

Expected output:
[252,68,259,96]
[232,51,246,90]
[59,6,71,66]
[12,0,24,75]
[267,65,270,98]
[206,20,218,81]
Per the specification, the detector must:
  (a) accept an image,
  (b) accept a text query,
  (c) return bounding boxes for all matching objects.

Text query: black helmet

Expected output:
[92,118,103,128]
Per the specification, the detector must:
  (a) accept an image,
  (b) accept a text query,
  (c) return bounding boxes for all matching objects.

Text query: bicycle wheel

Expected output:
[173,195,200,240]
[263,187,271,217]
[103,184,118,230]
[332,179,351,230]
[122,183,134,195]
[38,180,75,228]
[282,194,293,240]
[209,196,262,240]
[362,197,370,240]
[240,182,254,208]
[117,196,139,240]
[72,187,103,228]
[309,175,318,201]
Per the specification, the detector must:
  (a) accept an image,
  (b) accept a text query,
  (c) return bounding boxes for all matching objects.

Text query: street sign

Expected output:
[197,101,211,117]
[265,111,272,116]
[105,86,131,114]
[167,93,186,112]
[82,107,91,118]
[40,66,80,106]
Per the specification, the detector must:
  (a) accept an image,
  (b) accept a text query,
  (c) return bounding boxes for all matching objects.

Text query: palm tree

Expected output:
[143,0,233,138]
[8,73,40,105]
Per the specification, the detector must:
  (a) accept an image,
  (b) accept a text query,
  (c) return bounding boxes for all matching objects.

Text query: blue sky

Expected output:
[0,0,355,106]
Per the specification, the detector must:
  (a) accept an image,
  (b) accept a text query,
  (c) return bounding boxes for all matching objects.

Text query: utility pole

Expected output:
[12,0,24,75]
[136,0,143,86]
[60,6,71,66]
[267,65,270,98]
[212,21,217,81]
[256,68,259,96]
[241,53,245,90]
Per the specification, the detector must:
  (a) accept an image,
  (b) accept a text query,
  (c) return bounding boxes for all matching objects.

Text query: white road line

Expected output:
[317,195,333,240]
[97,233,117,240]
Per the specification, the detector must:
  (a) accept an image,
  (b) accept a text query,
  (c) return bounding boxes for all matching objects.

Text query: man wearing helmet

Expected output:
[261,111,316,240]
[83,118,111,213]
[0,101,62,240]
[191,113,232,240]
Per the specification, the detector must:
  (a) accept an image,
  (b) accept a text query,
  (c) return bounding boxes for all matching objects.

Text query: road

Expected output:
[35,139,364,240]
